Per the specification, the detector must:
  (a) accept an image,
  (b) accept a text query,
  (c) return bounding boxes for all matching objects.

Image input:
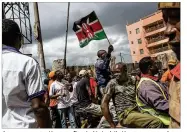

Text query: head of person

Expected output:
[97,50,107,59]
[45,69,51,76]
[136,68,141,77]
[79,70,89,79]
[55,70,64,81]
[73,75,80,82]
[113,62,128,82]
[158,2,180,61]
[87,69,94,77]
[48,71,56,80]
[2,19,22,49]
[71,66,75,71]
[168,59,177,70]
[139,57,159,76]
[44,78,49,85]
[66,72,72,82]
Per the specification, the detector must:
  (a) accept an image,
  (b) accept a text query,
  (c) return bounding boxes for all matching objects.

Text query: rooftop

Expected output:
[126,10,162,26]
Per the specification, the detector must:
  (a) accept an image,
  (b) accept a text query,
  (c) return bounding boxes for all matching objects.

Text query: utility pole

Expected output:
[120,52,122,62]
[33,2,46,70]
[2,3,5,19]
[64,2,70,73]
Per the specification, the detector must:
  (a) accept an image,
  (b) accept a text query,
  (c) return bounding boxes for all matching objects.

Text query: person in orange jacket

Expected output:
[48,71,61,128]
[161,59,177,83]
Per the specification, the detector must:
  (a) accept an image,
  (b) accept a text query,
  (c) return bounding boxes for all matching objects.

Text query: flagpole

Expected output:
[64,2,70,74]
[104,32,111,45]
[94,11,111,45]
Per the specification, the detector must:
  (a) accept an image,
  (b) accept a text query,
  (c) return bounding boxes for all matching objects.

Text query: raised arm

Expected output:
[101,81,115,128]
[26,60,51,128]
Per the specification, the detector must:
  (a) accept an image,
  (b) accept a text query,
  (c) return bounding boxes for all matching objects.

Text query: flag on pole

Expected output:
[73,11,107,48]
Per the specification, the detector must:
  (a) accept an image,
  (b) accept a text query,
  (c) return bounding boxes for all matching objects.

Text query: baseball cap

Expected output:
[48,71,55,78]
[79,70,87,76]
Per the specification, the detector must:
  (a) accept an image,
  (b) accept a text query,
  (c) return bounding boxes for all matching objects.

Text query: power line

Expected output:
[120,52,143,56]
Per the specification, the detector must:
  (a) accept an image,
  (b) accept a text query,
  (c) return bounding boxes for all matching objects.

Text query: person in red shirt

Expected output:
[88,70,98,103]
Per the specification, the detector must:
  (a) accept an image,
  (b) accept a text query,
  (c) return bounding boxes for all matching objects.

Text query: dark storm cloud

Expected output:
[29,2,157,42]
[24,2,158,68]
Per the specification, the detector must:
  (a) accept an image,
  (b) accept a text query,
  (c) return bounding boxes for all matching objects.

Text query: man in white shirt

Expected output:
[49,70,76,128]
[2,19,51,128]
[67,73,80,105]
[70,80,79,105]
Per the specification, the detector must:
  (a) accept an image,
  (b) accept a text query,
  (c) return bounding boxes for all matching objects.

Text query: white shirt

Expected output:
[49,80,71,109]
[70,82,78,104]
[2,48,44,128]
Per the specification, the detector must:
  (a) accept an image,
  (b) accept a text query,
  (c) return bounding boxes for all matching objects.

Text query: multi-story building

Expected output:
[126,10,173,64]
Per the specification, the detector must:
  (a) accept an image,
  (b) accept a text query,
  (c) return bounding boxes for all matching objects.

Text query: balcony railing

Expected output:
[147,35,167,44]
[145,23,165,33]
[150,46,170,54]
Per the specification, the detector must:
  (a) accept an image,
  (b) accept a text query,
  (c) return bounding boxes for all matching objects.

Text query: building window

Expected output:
[140,49,144,54]
[131,41,133,44]
[129,31,131,34]
[133,51,135,54]
[136,28,140,34]
[138,38,142,44]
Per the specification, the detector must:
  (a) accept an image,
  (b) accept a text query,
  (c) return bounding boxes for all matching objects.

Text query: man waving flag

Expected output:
[73,11,107,48]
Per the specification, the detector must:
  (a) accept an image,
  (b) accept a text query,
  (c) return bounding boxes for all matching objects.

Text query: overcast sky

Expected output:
[21,2,158,69]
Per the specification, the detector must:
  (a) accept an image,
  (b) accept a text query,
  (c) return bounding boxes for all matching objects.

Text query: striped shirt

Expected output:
[105,78,136,116]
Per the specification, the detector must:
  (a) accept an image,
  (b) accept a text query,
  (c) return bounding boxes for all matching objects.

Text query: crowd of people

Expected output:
[2,2,180,128]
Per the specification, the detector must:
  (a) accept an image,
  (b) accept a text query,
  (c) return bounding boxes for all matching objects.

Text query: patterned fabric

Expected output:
[158,2,180,9]
[105,78,136,116]
[79,103,102,116]
[60,79,71,97]
[170,63,180,80]
[169,62,180,127]
[169,76,180,125]
[97,100,118,128]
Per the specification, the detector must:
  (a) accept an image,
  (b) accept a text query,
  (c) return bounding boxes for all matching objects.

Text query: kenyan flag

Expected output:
[73,11,107,48]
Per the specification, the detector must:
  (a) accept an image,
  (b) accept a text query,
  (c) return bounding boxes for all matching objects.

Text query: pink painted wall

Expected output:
[142,11,163,26]
[126,20,149,63]
[126,11,165,63]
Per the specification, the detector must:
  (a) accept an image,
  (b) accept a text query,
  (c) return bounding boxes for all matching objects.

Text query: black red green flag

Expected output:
[73,11,107,48]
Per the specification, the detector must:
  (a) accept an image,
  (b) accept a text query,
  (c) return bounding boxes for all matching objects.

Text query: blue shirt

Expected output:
[95,57,111,87]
